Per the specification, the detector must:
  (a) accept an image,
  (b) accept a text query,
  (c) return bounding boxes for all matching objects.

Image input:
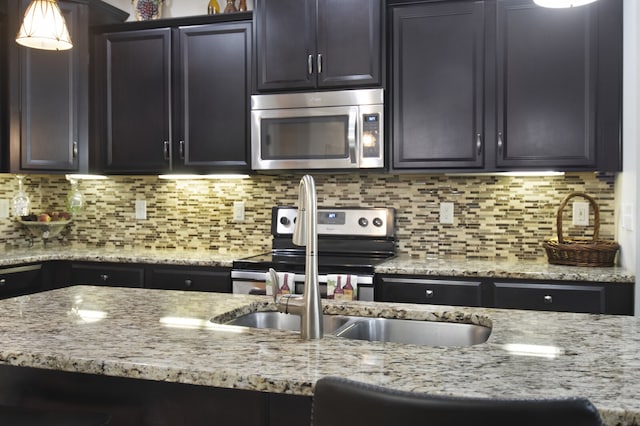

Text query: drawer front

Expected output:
[148,267,231,293]
[70,263,144,287]
[375,277,483,307]
[492,282,605,314]
[0,264,42,297]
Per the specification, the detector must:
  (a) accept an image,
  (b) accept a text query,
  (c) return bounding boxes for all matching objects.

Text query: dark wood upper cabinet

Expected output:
[255,0,382,92]
[93,19,251,174]
[391,1,485,169]
[390,0,622,172]
[7,0,127,174]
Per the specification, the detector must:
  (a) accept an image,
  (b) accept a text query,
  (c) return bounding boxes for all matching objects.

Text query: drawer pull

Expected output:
[544,295,553,304]
[100,274,109,282]
[425,289,434,298]
[184,279,193,287]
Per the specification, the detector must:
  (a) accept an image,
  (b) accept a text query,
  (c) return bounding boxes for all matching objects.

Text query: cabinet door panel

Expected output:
[148,266,231,292]
[316,0,381,88]
[0,264,42,299]
[255,0,316,91]
[492,282,604,314]
[70,263,144,288]
[18,1,80,171]
[177,22,250,171]
[496,0,596,168]
[99,29,171,173]
[375,276,483,307]
[391,2,484,169]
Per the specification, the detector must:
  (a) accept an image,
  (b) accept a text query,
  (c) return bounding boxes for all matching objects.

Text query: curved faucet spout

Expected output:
[279,175,323,340]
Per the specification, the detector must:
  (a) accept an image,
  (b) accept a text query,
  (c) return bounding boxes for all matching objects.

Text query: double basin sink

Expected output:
[224,311,491,347]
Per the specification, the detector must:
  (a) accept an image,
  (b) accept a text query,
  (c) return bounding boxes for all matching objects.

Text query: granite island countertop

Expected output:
[0,247,634,283]
[0,285,638,426]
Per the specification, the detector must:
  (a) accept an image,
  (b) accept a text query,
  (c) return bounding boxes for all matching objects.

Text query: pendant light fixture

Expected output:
[534,0,598,7]
[15,0,73,51]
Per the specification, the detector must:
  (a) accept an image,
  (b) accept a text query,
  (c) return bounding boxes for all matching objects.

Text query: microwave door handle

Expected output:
[348,109,358,165]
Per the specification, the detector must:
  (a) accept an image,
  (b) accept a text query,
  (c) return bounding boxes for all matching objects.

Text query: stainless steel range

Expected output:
[232,207,396,301]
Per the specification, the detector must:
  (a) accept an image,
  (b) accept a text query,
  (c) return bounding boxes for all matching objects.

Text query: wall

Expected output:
[0,173,616,262]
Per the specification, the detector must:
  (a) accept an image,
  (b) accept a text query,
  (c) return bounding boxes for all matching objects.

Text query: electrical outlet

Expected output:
[135,199,147,220]
[572,202,589,226]
[0,200,9,219]
[622,203,634,231]
[439,202,454,225]
[233,201,245,222]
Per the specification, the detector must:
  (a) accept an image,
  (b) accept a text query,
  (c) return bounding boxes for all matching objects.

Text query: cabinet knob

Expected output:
[425,289,434,298]
[544,295,553,304]
[0,278,5,286]
[100,274,109,282]
[184,279,193,288]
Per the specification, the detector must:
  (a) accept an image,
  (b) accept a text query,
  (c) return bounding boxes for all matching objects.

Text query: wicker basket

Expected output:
[543,192,619,267]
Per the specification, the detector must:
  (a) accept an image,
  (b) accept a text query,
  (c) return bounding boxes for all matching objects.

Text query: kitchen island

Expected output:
[0,286,638,425]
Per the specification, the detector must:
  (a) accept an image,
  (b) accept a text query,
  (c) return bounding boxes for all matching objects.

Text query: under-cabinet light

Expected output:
[534,0,598,8]
[157,174,251,180]
[445,171,565,177]
[16,0,73,51]
[65,174,108,180]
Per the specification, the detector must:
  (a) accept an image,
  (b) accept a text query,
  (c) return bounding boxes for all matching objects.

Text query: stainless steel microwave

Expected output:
[251,88,384,170]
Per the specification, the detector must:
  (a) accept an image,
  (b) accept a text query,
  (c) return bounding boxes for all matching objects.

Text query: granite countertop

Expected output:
[376,255,635,283]
[0,247,634,283]
[0,285,638,426]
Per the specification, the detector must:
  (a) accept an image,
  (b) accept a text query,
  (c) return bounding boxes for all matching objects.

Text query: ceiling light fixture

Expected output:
[16,0,73,51]
[533,0,598,8]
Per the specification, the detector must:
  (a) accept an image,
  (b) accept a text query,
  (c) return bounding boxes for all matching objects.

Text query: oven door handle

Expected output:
[232,270,373,285]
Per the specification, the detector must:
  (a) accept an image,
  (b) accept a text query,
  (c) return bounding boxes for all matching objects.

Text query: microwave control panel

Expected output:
[362,113,381,158]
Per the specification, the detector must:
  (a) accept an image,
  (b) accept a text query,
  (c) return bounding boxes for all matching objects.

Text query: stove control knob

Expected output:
[373,217,383,227]
[280,217,290,226]
[358,217,369,227]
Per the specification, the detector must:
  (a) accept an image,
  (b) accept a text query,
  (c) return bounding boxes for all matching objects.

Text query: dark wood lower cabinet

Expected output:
[0,264,43,299]
[375,274,634,315]
[0,364,312,426]
[147,265,231,292]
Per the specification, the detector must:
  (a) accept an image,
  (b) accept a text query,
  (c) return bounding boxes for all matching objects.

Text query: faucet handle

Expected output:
[268,268,279,303]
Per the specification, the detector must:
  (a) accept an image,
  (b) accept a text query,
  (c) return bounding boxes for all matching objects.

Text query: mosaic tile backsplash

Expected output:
[0,172,616,262]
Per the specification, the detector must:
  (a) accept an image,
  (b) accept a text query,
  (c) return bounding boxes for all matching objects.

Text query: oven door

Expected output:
[251,106,358,170]
[231,270,374,301]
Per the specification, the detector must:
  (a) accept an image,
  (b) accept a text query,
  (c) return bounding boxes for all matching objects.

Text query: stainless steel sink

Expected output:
[223,312,490,347]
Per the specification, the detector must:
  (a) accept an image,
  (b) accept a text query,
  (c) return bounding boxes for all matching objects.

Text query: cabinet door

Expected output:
[0,264,42,299]
[147,266,231,292]
[13,0,82,172]
[175,22,251,172]
[255,0,316,91]
[492,282,605,314]
[70,263,144,288]
[316,0,381,88]
[391,2,484,170]
[495,0,596,169]
[375,276,483,307]
[96,28,172,173]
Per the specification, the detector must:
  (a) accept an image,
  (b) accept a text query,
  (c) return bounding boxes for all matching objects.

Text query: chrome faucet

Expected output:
[272,175,323,340]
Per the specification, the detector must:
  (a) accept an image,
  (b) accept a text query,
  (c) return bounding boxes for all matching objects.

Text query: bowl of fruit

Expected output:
[19,212,72,241]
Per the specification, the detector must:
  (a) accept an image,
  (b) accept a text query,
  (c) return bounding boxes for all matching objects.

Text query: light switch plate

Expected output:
[233,201,245,222]
[572,202,589,226]
[135,199,147,220]
[0,200,9,219]
[439,202,454,225]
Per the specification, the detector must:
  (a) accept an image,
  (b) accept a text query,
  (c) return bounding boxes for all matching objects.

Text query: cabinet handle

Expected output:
[72,141,78,159]
[163,141,170,160]
[543,295,553,304]
[100,274,109,282]
[308,54,314,75]
[179,140,185,160]
[317,54,323,74]
[184,279,193,288]
[476,133,482,157]
[425,289,434,298]
[497,132,504,156]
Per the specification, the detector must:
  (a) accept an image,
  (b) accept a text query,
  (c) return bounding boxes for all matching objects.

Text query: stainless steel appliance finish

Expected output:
[251,88,384,170]
[232,206,396,302]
